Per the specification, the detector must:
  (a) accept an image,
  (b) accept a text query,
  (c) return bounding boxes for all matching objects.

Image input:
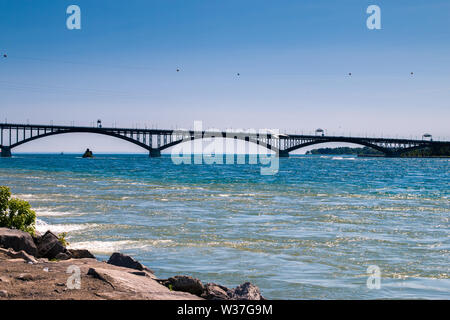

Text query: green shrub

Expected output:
[58,232,69,247]
[0,186,36,235]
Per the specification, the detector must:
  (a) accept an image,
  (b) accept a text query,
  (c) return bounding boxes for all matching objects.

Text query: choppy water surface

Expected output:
[0,154,448,299]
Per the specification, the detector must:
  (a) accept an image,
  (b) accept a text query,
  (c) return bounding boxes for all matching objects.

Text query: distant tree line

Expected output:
[400,145,450,157]
[306,145,450,157]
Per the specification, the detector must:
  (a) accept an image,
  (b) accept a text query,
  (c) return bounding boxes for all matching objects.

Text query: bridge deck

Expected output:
[0,123,448,158]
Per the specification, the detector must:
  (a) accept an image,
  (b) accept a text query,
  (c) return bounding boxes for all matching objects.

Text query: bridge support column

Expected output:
[149,149,161,158]
[278,150,289,158]
[1,147,12,158]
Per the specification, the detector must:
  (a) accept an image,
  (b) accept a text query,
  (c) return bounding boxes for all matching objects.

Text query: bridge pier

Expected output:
[1,147,12,158]
[278,150,289,158]
[149,149,161,158]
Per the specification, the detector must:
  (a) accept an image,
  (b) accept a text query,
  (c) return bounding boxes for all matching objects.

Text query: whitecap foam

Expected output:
[15,194,60,202]
[218,194,231,197]
[35,207,86,217]
[35,219,95,234]
[15,194,35,199]
[68,239,174,254]
[332,156,356,160]
[68,240,136,254]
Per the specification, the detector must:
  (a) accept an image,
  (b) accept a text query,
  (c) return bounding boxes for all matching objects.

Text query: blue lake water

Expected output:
[0,154,448,299]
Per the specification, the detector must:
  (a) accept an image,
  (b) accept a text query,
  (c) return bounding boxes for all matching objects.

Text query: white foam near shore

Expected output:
[68,240,138,254]
[35,207,87,217]
[68,239,174,254]
[35,219,95,234]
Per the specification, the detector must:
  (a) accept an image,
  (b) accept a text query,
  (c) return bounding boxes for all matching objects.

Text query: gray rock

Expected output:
[162,275,205,296]
[0,247,38,264]
[68,249,96,259]
[82,149,93,158]
[87,267,202,300]
[107,252,153,273]
[0,290,8,298]
[201,283,232,300]
[32,230,42,244]
[16,273,34,281]
[0,227,38,257]
[54,252,71,260]
[35,231,66,259]
[230,282,264,300]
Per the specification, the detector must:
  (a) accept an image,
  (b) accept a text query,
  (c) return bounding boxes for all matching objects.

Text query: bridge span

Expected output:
[0,123,448,158]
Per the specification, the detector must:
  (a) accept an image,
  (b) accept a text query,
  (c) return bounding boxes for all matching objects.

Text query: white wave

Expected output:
[68,239,174,254]
[332,156,356,160]
[15,194,35,199]
[15,194,54,201]
[35,208,86,217]
[68,240,136,254]
[35,219,95,234]
[15,194,63,202]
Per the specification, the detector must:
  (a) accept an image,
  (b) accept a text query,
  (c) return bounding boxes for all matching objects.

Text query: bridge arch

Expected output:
[159,135,281,154]
[8,128,153,153]
[284,138,391,155]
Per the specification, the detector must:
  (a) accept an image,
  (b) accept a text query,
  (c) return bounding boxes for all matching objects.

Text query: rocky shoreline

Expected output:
[0,227,264,300]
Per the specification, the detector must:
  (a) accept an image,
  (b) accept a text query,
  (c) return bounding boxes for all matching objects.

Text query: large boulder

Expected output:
[201,283,232,300]
[68,249,96,259]
[0,227,38,257]
[54,252,71,260]
[107,252,152,273]
[201,282,264,300]
[35,231,67,259]
[230,282,264,300]
[161,275,205,296]
[87,267,202,300]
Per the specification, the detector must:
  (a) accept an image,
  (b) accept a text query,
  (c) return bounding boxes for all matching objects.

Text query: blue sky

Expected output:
[0,0,449,152]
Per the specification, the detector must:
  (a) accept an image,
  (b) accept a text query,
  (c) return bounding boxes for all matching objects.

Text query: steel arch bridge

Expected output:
[0,123,448,158]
